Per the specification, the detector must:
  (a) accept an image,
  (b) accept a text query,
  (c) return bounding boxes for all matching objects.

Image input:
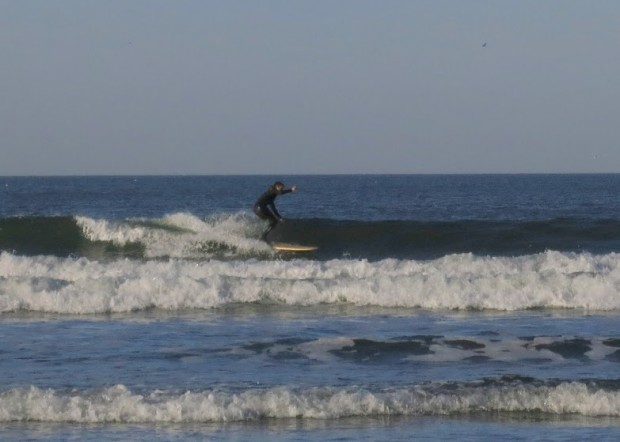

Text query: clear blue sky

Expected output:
[1,0,619,175]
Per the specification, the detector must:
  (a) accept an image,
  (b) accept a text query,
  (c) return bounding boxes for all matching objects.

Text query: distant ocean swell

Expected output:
[2,379,620,423]
[1,214,619,260]
[1,250,619,313]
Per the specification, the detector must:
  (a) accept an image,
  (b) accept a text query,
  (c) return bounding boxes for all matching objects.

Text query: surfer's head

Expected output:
[273,181,285,191]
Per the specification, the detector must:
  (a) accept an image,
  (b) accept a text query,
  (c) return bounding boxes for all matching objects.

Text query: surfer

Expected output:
[253,181,296,240]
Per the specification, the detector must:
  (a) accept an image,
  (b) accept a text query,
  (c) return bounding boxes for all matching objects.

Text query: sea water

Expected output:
[0,175,619,441]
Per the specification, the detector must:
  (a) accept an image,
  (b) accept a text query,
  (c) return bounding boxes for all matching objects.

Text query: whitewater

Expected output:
[1,248,620,314]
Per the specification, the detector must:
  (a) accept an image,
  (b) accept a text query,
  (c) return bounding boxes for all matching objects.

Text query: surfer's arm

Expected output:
[280,185,296,195]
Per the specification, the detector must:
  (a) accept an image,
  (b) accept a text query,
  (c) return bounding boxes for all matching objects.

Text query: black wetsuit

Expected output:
[253,186,293,240]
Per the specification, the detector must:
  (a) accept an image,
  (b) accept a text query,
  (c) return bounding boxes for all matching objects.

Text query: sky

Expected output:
[1,0,619,175]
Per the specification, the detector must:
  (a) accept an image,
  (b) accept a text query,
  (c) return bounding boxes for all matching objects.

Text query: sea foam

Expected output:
[0,250,619,314]
[76,213,271,258]
[0,381,619,423]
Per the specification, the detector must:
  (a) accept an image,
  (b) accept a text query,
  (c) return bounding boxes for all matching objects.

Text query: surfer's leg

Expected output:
[255,205,273,240]
[253,204,267,219]
[261,217,278,240]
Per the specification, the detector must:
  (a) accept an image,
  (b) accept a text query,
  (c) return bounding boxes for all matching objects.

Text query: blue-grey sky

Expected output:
[1,0,619,175]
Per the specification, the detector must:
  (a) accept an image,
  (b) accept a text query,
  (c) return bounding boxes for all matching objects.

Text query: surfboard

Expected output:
[272,243,318,252]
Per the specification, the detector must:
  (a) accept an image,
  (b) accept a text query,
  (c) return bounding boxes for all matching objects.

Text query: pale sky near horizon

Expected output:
[1,0,619,175]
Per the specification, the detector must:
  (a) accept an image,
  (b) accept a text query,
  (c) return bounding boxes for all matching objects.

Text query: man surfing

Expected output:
[253,181,296,240]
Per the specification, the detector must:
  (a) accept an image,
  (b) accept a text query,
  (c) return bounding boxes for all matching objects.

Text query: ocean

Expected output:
[0,174,619,441]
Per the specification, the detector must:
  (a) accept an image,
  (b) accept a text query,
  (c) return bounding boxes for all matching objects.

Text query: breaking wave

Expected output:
[1,379,620,423]
[2,214,620,261]
[1,250,619,314]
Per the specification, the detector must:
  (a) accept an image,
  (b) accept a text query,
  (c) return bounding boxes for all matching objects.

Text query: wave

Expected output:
[0,213,272,260]
[76,212,272,259]
[1,214,620,261]
[1,379,620,422]
[1,250,619,314]
[281,217,620,260]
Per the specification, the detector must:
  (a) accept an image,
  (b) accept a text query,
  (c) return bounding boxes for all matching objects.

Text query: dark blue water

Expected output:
[3,174,619,220]
[1,175,619,441]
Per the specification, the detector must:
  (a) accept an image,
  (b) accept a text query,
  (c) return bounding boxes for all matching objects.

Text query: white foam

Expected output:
[76,213,271,258]
[1,251,620,314]
[0,382,618,423]
[76,216,147,246]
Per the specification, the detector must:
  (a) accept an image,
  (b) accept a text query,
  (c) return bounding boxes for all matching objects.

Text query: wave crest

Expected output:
[76,213,271,259]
